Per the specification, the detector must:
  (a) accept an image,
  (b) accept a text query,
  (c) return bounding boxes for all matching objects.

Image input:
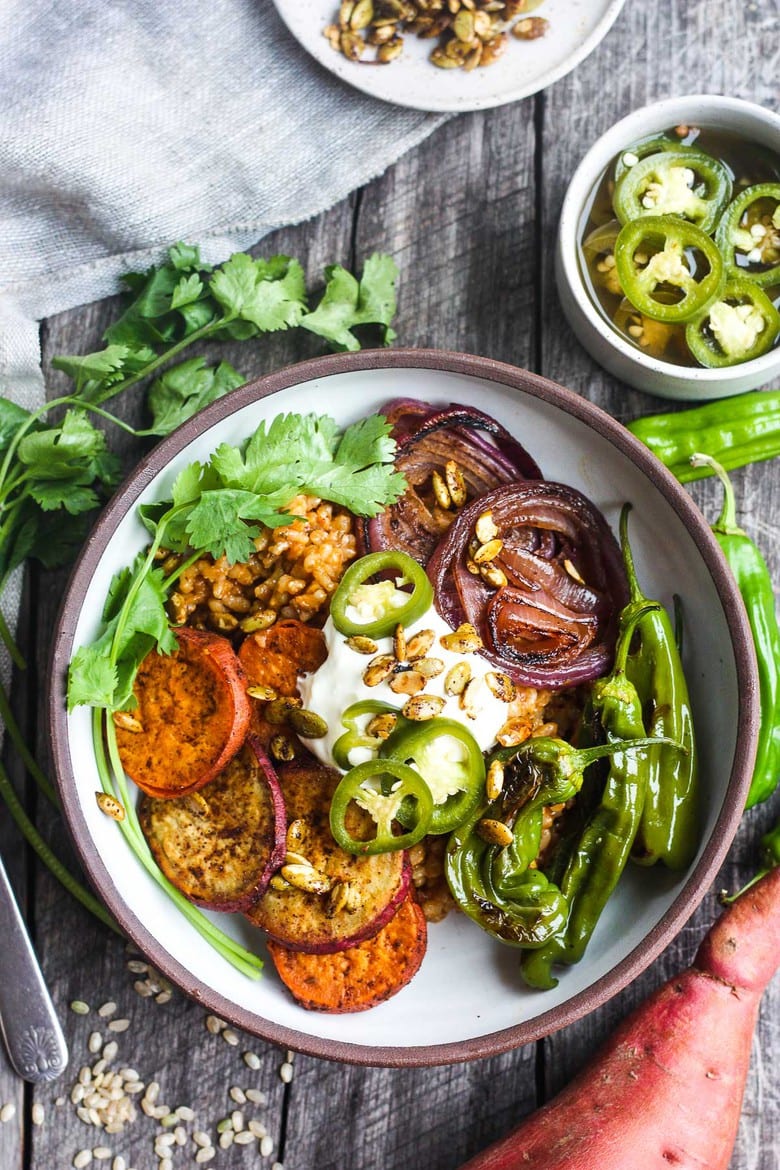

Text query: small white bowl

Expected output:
[556,95,780,401]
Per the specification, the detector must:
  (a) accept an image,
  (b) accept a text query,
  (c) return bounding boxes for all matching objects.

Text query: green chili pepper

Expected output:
[380,717,485,835]
[620,506,699,870]
[329,759,433,855]
[331,699,400,771]
[329,550,433,639]
[626,390,780,484]
[613,150,731,233]
[614,215,724,324]
[613,137,702,184]
[721,814,780,904]
[685,277,780,368]
[715,182,780,288]
[521,601,663,990]
[689,453,779,809]
[445,734,669,949]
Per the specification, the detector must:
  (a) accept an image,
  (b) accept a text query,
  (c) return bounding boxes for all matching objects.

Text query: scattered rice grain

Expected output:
[145,1082,160,1104]
[73,1153,93,1169]
[0,1103,15,1123]
[126,960,148,974]
[222,1029,239,1047]
[112,1158,126,1170]
[229,1087,246,1104]
[71,1001,90,1015]
[243,1051,261,1071]
[231,1109,245,1132]
[32,1103,44,1126]
[279,1062,293,1083]
[195,1150,215,1165]
[98,1003,117,1019]
[155,991,172,1005]
[249,1120,267,1139]
[193,1130,212,1147]
[161,1113,178,1127]
[260,1135,274,1157]
[159,1159,173,1170]
[174,1126,187,1146]
[176,1105,196,1121]
[205,1015,226,1034]
[108,1019,130,1033]
[92,1059,107,1076]
[93,1150,112,1161]
[133,981,153,998]
[88,1033,103,1054]
[234,1132,255,1146]
[245,1089,267,1105]
[219,1132,234,1150]
[102,1042,118,1062]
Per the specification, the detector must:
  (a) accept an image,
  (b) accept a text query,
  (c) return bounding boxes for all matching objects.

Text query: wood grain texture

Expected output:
[6,0,779,1166]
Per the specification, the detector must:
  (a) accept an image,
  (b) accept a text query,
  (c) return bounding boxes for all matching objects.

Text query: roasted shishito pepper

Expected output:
[690,453,780,809]
[619,506,699,870]
[520,601,666,990]
[445,734,668,950]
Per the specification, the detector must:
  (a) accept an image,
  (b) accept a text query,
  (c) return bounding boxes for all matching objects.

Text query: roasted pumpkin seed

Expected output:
[281,864,332,895]
[112,711,143,734]
[474,538,503,564]
[476,818,513,847]
[485,759,505,801]
[485,671,517,703]
[563,558,585,585]
[402,694,446,721]
[475,510,498,544]
[377,36,404,59]
[444,660,471,696]
[270,734,296,762]
[406,629,436,660]
[288,708,329,739]
[365,712,398,739]
[415,656,445,679]
[393,623,407,663]
[345,634,379,655]
[350,0,374,28]
[480,562,508,589]
[246,684,278,702]
[363,654,396,687]
[445,460,467,507]
[266,696,303,724]
[440,622,483,653]
[95,792,125,822]
[239,609,277,634]
[431,469,452,510]
[460,676,488,719]
[389,669,427,696]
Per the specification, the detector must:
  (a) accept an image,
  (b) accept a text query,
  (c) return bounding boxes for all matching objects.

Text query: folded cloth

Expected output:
[0,0,444,651]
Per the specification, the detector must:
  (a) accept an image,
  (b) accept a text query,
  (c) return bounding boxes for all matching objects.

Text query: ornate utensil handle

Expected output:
[0,850,68,1082]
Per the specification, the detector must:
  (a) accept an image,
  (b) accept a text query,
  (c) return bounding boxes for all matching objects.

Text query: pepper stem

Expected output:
[614,600,662,674]
[690,452,745,536]
[573,735,682,768]
[619,503,646,605]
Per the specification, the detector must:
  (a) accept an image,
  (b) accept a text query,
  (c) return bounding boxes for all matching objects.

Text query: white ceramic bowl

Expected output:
[556,95,780,401]
[49,351,758,1065]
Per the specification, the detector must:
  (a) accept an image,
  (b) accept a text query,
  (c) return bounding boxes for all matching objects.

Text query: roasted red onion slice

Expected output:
[427,482,629,689]
[365,401,542,564]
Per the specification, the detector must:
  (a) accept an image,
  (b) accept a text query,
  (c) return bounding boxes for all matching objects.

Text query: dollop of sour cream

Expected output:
[299,600,510,772]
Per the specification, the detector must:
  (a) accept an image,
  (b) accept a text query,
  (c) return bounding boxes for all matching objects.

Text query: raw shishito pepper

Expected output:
[690,453,780,809]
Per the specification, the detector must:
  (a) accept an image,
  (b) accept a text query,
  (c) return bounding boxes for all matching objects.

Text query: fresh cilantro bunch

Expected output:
[68,410,406,713]
[52,244,398,436]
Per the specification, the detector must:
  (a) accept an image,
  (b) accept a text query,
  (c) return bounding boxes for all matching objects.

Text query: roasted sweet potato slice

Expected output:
[239,619,327,698]
[116,627,251,799]
[267,893,427,1013]
[138,736,286,912]
[246,761,410,953]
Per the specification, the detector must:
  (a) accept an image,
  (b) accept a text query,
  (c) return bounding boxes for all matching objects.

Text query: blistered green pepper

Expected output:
[521,601,662,990]
[620,506,699,870]
[445,734,668,949]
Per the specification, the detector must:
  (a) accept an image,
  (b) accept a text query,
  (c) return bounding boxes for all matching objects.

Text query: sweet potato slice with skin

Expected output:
[246,761,410,953]
[138,736,286,913]
[239,620,327,698]
[116,627,251,799]
[268,893,427,1013]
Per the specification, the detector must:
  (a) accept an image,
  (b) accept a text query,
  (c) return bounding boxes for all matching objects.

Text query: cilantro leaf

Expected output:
[300,254,398,352]
[67,645,118,711]
[146,358,244,437]
[210,413,339,496]
[170,274,204,310]
[185,489,288,564]
[17,411,120,491]
[168,242,206,272]
[210,254,307,332]
[0,398,33,457]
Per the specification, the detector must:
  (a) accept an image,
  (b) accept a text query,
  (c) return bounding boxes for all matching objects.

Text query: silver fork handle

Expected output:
[0,851,68,1082]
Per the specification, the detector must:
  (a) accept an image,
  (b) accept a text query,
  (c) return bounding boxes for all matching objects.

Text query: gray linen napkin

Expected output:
[0,0,444,651]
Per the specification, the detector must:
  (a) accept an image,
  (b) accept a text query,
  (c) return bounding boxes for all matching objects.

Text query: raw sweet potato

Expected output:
[246,760,410,952]
[459,865,780,1170]
[267,891,427,1013]
[116,627,251,799]
[138,736,286,913]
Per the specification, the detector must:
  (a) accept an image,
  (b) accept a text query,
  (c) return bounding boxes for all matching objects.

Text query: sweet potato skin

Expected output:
[267,893,427,1012]
[117,627,251,798]
[460,866,780,1170]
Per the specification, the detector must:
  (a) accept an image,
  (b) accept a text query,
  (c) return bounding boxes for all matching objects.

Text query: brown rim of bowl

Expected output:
[48,348,759,1068]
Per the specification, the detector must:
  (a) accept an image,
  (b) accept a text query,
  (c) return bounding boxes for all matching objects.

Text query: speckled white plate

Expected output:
[272,0,627,112]
[50,350,757,1067]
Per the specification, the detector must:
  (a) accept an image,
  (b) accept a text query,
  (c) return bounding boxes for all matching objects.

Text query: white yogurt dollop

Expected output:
[298,605,510,772]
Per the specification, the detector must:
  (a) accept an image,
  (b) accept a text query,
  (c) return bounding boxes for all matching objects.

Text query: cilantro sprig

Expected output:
[68,410,405,713]
[0,240,400,962]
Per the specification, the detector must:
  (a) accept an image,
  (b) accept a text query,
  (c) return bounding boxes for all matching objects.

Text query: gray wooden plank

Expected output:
[539,1,780,1165]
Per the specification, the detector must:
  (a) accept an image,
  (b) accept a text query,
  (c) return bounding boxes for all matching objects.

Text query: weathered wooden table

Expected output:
[1,1,779,1167]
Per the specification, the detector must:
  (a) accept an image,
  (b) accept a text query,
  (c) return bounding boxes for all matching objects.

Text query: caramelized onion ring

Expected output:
[427,482,628,689]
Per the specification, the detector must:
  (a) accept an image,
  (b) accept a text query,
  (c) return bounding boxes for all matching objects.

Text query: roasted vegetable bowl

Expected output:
[49,349,758,1065]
